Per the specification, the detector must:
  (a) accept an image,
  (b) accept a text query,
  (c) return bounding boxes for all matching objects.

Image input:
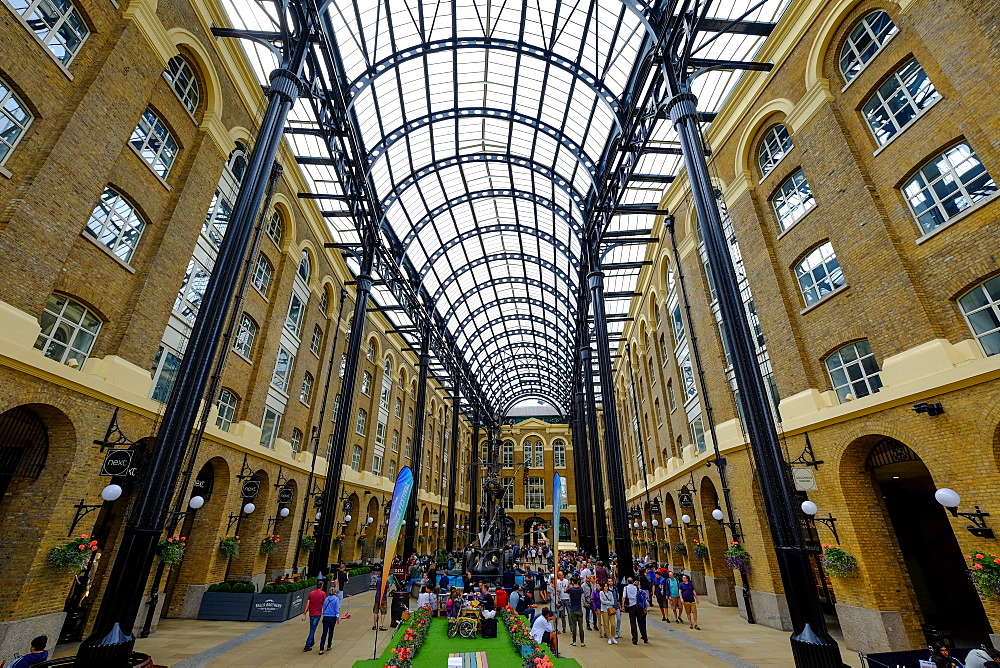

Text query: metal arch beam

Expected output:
[401,189,584,249]
[345,38,622,128]
[453,296,572,335]
[471,344,574,377]
[482,365,570,396]
[501,392,569,417]
[380,153,590,216]
[367,107,600,180]
[440,277,576,327]
[466,328,571,367]
[478,356,571,390]
[458,313,574,352]
[476,347,573,385]
[492,377,571,407]
[416,224,581,282]
[432,253,577,304]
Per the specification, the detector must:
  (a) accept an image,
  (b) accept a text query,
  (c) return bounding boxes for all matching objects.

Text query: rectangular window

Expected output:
[216,389,238,431]
[863,59,939,146]
[388,459,397,479]
[902,142,997,234]
[234,314,257,358]
[260,408,281,449]
[355,408,367,435]
[0,77,33,165]
[375,421,386,447]
[501,441,513,467]
[285,294,304,336]
[680,355,697,399]
[958,276,1000,357]
[526,476,545,510]
[150,345,182,403]
[174,257,211,325]
[351,445,362,471]
[310,325,322,355]
[502,477,514,509]
[391,431,399,452]
[771,169,816,230]
[202,190,232,247]
[404,437,411,459]
[271,347,293,392]
[372,452,383,477]
[251,255,272,296]
[690,416,707,453]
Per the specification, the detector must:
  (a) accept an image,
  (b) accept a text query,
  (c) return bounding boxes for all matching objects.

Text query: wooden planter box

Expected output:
[286,589,306,619]
[197,592,253,621]
[249,592,292,622]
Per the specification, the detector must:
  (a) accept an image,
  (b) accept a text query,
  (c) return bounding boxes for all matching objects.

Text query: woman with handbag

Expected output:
[599,583,617,644]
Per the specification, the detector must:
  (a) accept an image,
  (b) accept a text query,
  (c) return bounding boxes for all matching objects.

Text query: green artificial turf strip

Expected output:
[352,617,581,668]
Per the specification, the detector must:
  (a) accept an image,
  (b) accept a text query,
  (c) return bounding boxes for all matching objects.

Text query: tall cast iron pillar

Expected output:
[402,322,432,558]
[581,346,609,564]
[569,391,595,555]
[78,52,308,663]
[445,381,461,551]
[587,263,634,581]
[309,232,375,576]
[469,412,480,541]
[666,90,843,666]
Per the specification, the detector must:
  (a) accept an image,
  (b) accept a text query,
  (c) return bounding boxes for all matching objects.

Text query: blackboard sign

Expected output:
[277,487,294,504]
[678,492,694,508]
[648,501,661,515]
[101,449,135,477]
[241,480,261,499]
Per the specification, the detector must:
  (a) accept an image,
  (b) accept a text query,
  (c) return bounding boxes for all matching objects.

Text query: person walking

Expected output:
[591,582,604,639]
[566,576,586,647]
[652,570,670,621]
[678,574,700,630]
[318,585,341,655]
[581,575,596,631]
[599,583,618,644]
[666,570,684,624]
[556,571,570,633]
[336,563,351,619]
[302,580,328,652]
[622,577,648,645]
[595,560,609,587]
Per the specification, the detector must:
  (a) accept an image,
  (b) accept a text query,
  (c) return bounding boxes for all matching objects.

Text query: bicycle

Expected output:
[447,609,479,639]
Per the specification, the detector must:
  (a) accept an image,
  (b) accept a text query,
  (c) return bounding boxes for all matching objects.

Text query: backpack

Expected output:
[637,589,648,610]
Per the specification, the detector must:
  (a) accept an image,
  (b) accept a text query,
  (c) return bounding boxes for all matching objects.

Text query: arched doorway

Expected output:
[524,517,546,546]
[559,517,571,543]
[865,437,991,644]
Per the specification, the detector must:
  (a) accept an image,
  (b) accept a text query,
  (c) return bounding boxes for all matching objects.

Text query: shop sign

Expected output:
[241,479,261,499]
[678,492,694,508]
[277,487,294,504]
[100,449,136,477]
[792,467,818,492]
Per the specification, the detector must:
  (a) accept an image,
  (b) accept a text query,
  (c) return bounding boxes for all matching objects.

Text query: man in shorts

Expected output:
[665,570,683,624]
[372,591,388,631]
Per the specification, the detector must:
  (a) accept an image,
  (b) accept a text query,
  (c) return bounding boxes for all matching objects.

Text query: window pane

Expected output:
[902,142,996,233]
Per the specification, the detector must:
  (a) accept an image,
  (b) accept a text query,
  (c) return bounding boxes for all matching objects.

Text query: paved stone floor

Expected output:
[55,591,866,667]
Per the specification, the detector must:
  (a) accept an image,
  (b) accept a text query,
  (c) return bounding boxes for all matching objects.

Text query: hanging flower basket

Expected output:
[260,534,281,556]
[219,535,240,560]
[48,535,98,574]
[357,534,368,546]
[158,534,187,566]
[332,534,346,547]
[692,538,709,561]
[659,540,671,551]
[967,552,1000,597]
[820,544,858,578]
[418,535,426,543]
[673,542,688,556]
[375,535,386,546]
[631,539,641,547]
[724,541,751,572]
[300,535,316,553]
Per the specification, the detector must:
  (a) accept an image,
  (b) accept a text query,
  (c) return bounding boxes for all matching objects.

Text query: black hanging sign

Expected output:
[193,473,214,500]
[100,449,136,477]
[241,479,261,499]
[648,501,661,516]
[678,492,694,508]
[277,487,294,504]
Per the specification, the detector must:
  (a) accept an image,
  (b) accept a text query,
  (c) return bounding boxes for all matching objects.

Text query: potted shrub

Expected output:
[197,581,255,620]
[260,534,280,556]
[724,541,752,572]
[48,535,98,575]
[692,538,709,561]
[820,544,858,578]
[219,535,240,560]
[158,534,186,567]
[286,580,308,619]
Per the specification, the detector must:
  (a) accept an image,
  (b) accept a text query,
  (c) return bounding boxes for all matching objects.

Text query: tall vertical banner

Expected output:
[552,473,562,575]
[378,466,415,607]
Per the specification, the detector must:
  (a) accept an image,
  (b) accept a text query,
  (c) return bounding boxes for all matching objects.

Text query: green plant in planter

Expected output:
[300,535,316,553]
[232,582,255,593]
[158,534,187,566]
[967,552,1000,597]
[48,535,99,574]
[820,544,858,577]
[692,538,709,561]
[673,542,688,556]
[260,534,281,556]
[219,535,240,560]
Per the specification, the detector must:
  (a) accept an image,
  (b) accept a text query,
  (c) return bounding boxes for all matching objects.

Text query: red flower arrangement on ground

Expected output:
[385,604,433,667]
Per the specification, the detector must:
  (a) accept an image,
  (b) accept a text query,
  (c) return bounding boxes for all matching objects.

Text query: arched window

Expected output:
[839,10,898,82]
[771,169,815,231]
[310,324,323,355]
[9,0,89,65]
[958,276,1000,356]
[366,338,377,361]
[234,314,258,358]
[34,293,102,368]
[383,355,393,381]
[647,356,656,384]
[398,369,406,389]
[351,445,362,471]
[290,428,303,454]
[297,250,311,283]
[228,142,248,183]
[361,371,372,395]
[655,399,663,425]
[271,347,294,392]
[216,388,238,431]
[902,142,996,234]
[407,407,413,427]
[85,187,147,262]
[300,371,313,405]
[825,340,882,403]
[394,397,401,417]
[355,408,367,435]
[553,440,566,468]
[523,440,543,467]
[129,109,178,178]
[404,437,412,459]
[795,242,845,307]
[251,254,272,295]
[392,430,399,452]
[758,124,793,176]
[0,78,33,166]
[265,212,283,246]
[164,55,200,113]
[319,288,329,315]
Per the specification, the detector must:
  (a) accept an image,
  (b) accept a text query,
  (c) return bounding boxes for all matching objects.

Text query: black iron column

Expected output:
[570,390,595,555]
[445,381,461,551]
[78,50,308,663]
[469,412,480,547]
[309,232,376,577]
[587,262,634,581]
[402,321,431,559]
[581,346,610,565]
[667,90,842,666]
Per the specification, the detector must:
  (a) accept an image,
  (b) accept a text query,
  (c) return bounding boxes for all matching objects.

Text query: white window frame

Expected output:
[795,242,846,307]
[771,169,816,231]
[310,324,323,356]
[825,340,883,403]
[6,0,90,66]
[526,476,545,510]
[758,124,793,177]
[216,388,238,431]
[85,187,147,263]
[260,408,282,449]
[150,344,182,403]
[271,346,294,392]
[297,250,311,282]
[129,109,178,179]
[290,428,302,454]
[361,370,372,395]
[0,78,33,167]
[285,293,304,337]
[501,440,514,467]
[388,459,397,479]
[839,10,898,83]
[373,451,383,476]
[351,445,362,471]
[265,212,283,247]
[34,293,101,368]
[394,397,402,417]
[300,372,313,405]
[863,59,939,147]
[164,55,200,114]
[958,276,1000,357]
[251,254,272,296]
[375,421,386,447]
[233,314,257,359]
[404,437,411,459]
[355,408,367,435]
[553,440,566,468]
[391,430,399,452]
[902,142,997,235]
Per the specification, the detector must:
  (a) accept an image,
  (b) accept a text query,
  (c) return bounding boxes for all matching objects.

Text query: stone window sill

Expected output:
[81,230,137,273]
[871,96,942,157]
[915,192,1000,245]
[799,283,849,315]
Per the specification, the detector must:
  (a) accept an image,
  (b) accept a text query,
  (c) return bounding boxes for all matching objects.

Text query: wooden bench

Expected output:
[448,651,489,667]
